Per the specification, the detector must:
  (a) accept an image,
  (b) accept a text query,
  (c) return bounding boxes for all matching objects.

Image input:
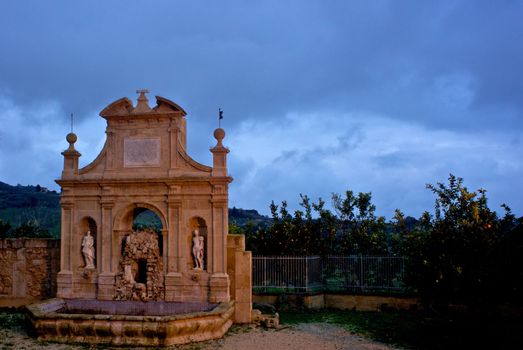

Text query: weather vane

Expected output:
[70,113,74,133]
[218,108,223,128]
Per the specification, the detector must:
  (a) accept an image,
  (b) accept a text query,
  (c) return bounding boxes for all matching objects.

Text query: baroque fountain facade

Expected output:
[27,91,252,346]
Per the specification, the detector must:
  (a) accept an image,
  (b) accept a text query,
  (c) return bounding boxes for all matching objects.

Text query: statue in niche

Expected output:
[82,230,95,269]
[123,264,135,284]
[192,229,204,269]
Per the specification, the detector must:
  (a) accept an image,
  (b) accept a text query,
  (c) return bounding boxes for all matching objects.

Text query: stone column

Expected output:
[57,132,79,298]
[227,234,252,323]
[57,200,74,298]
[165,186,182,301]
[105,130,115,170]
[97,191,115,300]
[209,195,230,303]
[61,133,81,179]
[210,129,229,178]
[168,121,180,177]
[208,127,231,303]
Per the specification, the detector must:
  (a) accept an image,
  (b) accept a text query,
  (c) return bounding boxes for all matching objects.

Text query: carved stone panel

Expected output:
[124,138,161,167]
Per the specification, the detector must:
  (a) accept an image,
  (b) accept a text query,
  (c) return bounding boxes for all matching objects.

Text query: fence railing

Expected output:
[252,255,406,294]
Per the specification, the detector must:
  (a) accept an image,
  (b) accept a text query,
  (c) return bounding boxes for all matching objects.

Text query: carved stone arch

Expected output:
[80,216,98,234]
[113,202,167,232]
[112,202,167,266]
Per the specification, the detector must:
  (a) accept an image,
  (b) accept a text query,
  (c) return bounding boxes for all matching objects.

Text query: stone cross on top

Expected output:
[134,89,151,113]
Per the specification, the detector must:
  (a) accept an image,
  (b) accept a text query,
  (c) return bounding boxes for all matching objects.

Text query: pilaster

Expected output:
[209,273,230,303]
[98,187,115,300]
[168,122,180,176]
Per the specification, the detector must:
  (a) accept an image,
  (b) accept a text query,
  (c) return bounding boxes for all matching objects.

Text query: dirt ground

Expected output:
[0,321,397,350]
[203,323,397,350]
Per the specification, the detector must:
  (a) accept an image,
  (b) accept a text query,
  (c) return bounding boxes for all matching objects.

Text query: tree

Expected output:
[333,191,388,255]
[9,219,51,238]
[0,219,12,238]
[397,174,507,307]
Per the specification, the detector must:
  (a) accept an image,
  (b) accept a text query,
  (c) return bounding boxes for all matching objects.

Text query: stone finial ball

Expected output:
[214,128,225,141]
[66,132,78,144]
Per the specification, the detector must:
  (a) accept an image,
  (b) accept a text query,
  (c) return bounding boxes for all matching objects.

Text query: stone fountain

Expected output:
[26,91,252,346]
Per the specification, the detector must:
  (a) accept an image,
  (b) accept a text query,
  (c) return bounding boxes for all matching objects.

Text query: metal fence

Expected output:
[252,256,323,293]
[253,255,406,294]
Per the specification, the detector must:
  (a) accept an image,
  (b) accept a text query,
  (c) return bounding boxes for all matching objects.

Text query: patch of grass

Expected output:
[227,325,253,334]
[280,309,523,349]
[0,310,27,331]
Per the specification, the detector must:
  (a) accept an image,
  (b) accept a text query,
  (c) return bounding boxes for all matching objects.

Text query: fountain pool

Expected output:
[26,298,235,346]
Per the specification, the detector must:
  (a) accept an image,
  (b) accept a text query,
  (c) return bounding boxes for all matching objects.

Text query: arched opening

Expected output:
[113,205,166,301]
[188,217,208,271]
[132,208,163,256]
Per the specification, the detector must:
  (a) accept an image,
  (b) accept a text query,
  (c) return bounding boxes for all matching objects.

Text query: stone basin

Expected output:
[26,298,235,346]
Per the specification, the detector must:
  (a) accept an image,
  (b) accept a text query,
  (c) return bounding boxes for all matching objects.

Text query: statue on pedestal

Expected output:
[82,230,95,269]
[192,229,204,269]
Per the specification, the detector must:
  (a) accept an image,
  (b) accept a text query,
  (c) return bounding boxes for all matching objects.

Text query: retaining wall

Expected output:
[253,293,420,312]
[0,238,60,307]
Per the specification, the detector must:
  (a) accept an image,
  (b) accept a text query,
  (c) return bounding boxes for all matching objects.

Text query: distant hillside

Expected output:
[0,181,61,237]
[0,181,269,238]
[229,207,272,228]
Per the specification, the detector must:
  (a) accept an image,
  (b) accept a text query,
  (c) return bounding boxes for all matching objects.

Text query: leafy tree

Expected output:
[0,219,12,238]
[311,197,338,256]
[333,191,388,255]
[228,219,243,235]
[299,194,321,255]
[9,220,51,238]
[489,205,523,304]
[394,174,517,307]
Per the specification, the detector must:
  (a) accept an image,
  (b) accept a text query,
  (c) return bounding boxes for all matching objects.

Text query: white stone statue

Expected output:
[123,264,135,284]
[192,229,204,269]
[82,230,95,269]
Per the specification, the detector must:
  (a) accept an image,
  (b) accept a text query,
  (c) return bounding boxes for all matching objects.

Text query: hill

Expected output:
[0,181,60,237]
[229,207,272,228]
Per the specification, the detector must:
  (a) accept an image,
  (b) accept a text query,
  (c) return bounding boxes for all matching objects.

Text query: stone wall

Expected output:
[253,293,420,312]
[227,234,252,323]
[0,238,59,306]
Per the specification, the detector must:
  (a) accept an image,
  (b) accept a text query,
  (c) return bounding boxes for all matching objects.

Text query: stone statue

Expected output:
[192,229,204,269]
[82,230,95,269]
[123,264,135,284]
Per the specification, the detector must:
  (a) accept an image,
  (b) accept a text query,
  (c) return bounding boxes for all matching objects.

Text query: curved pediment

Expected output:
[100,95,187,118]
[60,91,229,182]
[154,96,187,116]
[177,140,212,173]
[99,97,134,117]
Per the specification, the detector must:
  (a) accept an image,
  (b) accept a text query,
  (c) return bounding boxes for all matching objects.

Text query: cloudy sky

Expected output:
[1,0,522,218]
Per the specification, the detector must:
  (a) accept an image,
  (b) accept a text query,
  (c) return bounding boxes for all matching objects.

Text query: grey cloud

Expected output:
[1,0,522,217]
[1,1,521,129]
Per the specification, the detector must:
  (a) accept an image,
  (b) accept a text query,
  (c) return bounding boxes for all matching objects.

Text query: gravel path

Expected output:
[204,323,397,350]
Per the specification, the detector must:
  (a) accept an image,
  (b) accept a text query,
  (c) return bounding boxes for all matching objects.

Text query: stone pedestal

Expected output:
[209,273,230,303]
[56,271,73,298]
[233,250,252,323]
[164,272,183,302]
[97,273,116,300]
[227,234,252,323]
